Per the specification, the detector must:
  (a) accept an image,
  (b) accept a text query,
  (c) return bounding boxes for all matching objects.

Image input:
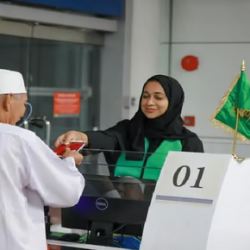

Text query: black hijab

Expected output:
[123,75,197,160]
[102,74,202,163]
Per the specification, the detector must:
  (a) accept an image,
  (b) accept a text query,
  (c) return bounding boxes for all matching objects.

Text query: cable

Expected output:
[16,102,33,127]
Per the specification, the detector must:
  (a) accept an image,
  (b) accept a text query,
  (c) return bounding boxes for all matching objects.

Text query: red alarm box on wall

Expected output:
[184,116,195,126]
[181,55,199,71]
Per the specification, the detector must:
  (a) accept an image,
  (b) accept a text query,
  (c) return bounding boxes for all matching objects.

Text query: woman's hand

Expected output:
[55,131,88,147]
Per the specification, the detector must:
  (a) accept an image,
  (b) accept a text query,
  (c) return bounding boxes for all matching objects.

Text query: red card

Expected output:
[54,140,85,156]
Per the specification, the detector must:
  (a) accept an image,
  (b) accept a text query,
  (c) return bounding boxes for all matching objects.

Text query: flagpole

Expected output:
[232,60,245,161]
[232,107,239,155]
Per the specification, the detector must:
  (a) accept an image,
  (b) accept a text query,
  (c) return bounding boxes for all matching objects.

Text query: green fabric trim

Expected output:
[114,139,182,180]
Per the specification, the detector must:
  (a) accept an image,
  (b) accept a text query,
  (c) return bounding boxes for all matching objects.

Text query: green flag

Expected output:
[212,61,250,142]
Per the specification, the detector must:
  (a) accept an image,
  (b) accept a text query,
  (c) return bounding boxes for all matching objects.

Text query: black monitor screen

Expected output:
[61,174,156,246]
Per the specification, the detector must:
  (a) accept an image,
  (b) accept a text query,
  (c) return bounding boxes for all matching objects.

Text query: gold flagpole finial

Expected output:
[241,60,245,71]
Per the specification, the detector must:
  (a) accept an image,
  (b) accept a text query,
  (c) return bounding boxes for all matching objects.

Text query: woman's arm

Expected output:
[55,120,129,153]
[84,131,118,151]
[84,119,130,152]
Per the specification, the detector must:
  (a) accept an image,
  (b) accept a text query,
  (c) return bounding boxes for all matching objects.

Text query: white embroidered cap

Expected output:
[0,69,26,94]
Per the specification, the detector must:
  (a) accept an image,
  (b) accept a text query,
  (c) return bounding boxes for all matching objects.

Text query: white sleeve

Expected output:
[22,135,85,207]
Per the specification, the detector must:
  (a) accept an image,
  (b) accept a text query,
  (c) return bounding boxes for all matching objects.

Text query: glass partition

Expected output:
[0,22,101,146]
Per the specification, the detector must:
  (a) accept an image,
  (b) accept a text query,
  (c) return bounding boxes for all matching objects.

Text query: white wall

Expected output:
[127,0,163,117]
[170,0,250,137]
[100,0,250,156]
[167,0,250,155]
[100,0,166,127]
[99,15,126,129]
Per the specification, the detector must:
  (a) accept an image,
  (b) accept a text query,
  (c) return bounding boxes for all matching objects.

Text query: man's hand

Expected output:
[55,131,88,147]
[62,148,84,165]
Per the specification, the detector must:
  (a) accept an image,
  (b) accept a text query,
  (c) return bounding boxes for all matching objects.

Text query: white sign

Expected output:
[140,152,232,250]
[155,152,229,205]
[207,157,250,250]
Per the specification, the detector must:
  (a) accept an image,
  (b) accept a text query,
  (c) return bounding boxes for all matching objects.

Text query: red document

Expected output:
[54,140,85,156]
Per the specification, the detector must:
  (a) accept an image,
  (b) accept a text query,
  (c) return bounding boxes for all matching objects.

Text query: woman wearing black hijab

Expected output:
[55,75,203,181]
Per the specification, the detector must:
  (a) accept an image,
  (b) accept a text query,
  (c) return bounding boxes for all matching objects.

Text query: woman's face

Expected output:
[141,81,169,119]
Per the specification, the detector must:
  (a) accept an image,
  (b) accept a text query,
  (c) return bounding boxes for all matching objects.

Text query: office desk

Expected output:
[47,240,129,250]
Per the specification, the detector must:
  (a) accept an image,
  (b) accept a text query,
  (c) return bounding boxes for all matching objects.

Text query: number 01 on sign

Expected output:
[155,152,230,205]
[173,165,205,188]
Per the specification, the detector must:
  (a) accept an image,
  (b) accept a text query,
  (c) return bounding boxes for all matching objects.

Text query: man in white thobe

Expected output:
[0,69,85,250]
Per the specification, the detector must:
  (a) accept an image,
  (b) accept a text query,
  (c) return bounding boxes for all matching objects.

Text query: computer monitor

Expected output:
[61,174,156,246]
